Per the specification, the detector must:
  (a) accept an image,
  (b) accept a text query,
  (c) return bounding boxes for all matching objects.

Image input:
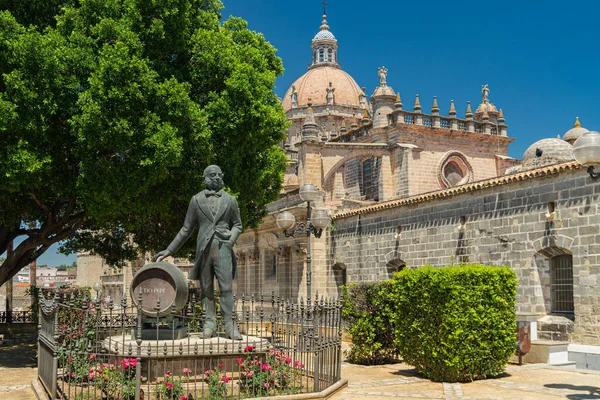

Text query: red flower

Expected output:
[243,345,254,352]
[261,363,271,371]
[221,375,231,383]
[218,363,224,368]
[180,396,187,400]
[166,382,173,390]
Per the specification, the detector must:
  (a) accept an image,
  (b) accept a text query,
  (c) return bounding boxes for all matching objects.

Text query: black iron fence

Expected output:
[37,292,343,400]
[0,310,35,323]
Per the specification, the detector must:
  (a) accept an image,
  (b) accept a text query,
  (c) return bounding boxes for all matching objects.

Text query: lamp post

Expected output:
[276,184,331,303]
[573,131,600,180]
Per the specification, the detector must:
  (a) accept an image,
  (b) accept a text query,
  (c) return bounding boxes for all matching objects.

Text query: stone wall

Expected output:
[330,163,600,345]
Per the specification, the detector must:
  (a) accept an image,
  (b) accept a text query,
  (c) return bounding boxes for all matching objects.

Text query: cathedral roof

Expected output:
[312,13,337,42]
[282,66,362,111]
[313,29,336,42]
[518,138,574,171]
[563,117,589,144]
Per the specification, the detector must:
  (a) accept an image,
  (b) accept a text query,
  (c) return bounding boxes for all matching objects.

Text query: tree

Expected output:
[0,0,288,286]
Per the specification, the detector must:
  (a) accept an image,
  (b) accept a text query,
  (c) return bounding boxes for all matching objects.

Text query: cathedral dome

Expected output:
[282,66,363,111]
[475,102,498,115]
[522,138,574,164]
[563,117,589,144]
[313,30,336,42]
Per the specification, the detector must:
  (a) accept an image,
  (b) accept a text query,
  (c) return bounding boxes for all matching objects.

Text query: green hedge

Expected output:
[391,264,517,382]
[342,264,517,382]
[341,281,398,364]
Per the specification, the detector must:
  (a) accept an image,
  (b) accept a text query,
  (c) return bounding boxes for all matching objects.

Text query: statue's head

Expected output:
[203,165,224,191]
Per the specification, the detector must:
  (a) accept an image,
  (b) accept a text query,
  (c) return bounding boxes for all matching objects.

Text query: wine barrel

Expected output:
[130,262,189,317]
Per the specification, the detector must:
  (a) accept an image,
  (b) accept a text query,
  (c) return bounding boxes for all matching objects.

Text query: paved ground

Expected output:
[330,361,600,399]
[1,342,600,399]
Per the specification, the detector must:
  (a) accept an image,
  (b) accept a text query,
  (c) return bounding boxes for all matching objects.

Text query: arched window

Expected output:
[551,254,574,314]
[386,259,406,278]
[361,157,379,200]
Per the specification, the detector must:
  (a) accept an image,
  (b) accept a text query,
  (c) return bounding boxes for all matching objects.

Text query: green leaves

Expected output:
[0,0,287,283]
[342,265,518,382]
[392,265,518,382]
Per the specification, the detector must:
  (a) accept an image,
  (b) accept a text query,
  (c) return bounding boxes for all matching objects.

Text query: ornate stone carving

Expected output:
[378,66,388,86]
[326,82,335,105]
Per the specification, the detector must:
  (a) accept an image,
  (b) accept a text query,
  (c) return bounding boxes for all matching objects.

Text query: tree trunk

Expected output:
[0,210,87,286]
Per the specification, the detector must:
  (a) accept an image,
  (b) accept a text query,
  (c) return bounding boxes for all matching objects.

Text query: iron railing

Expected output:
[37,292,342,400]
[0,311,34,323]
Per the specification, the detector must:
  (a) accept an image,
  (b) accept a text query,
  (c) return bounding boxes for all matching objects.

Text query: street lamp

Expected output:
[92,281,102,301]
[276,184,330,302]
[573,131,600,180]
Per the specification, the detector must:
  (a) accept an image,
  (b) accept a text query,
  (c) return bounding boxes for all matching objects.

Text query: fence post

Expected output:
[135,290,143,400]
[52,297,59,400]
[313,352,319,393]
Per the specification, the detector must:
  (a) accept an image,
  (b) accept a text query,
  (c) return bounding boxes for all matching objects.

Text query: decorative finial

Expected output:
[362,109,369,120]
[449,100,457,116]
[465,101,473,119]
[320,1,330,31]
[395,92,403,109]
[574,116,581,128]
[482,107,490,121]
[413,94,421,111]
[481,84,490,104]
[498,108,505,123]
[377,66,388,87]
[431,96,439,113]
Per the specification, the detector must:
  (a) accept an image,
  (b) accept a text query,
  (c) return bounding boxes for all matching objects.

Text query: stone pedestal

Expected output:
[103,334,270,381]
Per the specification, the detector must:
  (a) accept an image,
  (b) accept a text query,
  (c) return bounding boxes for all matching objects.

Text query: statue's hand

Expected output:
[153,249,172,262]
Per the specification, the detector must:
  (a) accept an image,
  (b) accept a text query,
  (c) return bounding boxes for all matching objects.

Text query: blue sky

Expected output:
[10,0,600,267]
[222,0,599,159]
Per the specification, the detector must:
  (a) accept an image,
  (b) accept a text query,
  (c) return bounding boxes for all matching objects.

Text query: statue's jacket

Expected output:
[166,189,242,280]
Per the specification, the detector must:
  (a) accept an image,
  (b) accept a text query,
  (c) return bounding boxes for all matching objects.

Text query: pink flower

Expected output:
[235,358,244,365]
[89,372,95,380]
[182,368,192,375]
[204,369,214,376]
[165,371,172,378]
[261,363,271,371]
[264,382,270,388]
[89,354,97,360]
[221,375,231,383]
[166,382,173,390]
[180,397,187,400]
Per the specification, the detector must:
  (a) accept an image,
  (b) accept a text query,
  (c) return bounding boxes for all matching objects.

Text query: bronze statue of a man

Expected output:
[154,165,243,340]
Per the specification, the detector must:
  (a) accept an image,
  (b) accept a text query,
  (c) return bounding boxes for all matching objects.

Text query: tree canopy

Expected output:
[0,0,289,286]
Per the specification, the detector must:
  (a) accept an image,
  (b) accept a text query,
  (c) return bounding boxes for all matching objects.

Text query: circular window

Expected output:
[439,152,472,188]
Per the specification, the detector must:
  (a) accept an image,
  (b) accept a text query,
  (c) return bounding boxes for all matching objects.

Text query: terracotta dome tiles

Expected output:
[282,66,362,111]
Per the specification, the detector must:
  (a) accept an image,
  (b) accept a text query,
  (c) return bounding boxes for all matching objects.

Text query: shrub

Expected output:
[341,281,398,364]
[390,264,517,382]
